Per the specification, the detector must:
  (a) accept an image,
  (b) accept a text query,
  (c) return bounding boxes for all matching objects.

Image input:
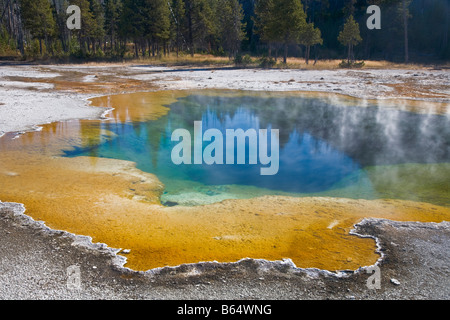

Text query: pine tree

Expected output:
[255,0,306,64]
[119,0,145,57]
[146,0,171,56]
[338,15,362,64]
[300,22,322,64]
[19,0,56,55]
[1,0,25,55]
[398,0,412,63]
[254,0,278,57]
[184,0,215,56]
[168,0,186,56]
[218,0,246,58]
[68,0,96,56]
[254,0,275,45]
[104,0,123,55]
[273,0,307,64]
[88,0,105,55]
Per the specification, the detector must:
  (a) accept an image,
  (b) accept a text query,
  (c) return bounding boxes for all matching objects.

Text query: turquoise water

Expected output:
[64,94,450,206]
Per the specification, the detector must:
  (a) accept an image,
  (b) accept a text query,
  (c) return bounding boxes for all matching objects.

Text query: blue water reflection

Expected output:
[64,94,450,199]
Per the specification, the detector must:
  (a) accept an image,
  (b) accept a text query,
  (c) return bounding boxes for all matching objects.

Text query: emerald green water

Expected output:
[64,93,450,207]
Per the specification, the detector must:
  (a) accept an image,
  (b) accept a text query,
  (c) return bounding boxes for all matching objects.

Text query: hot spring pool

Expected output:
[2,90,449,270]
[64,91,450,207]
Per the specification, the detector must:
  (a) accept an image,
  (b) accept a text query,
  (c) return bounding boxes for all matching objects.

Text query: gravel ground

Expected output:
[1,201,448,300]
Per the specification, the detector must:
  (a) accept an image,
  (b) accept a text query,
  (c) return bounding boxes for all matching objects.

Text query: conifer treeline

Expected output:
[0,0,448,62]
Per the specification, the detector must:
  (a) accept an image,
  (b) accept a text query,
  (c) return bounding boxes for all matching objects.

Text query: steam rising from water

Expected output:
[64,94,450,206]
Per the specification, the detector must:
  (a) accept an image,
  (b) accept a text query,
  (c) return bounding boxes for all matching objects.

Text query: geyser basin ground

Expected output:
[0,90,449,272]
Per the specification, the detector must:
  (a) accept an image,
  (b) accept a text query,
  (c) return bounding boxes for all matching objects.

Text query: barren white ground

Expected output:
[0,63,449,137]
